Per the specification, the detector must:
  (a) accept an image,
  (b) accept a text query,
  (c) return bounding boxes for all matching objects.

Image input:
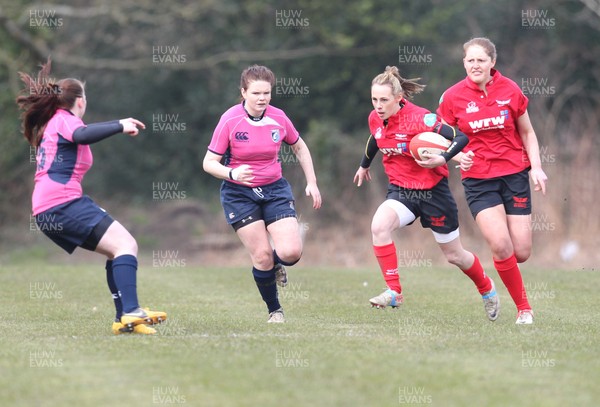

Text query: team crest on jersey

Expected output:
[374,127,383,139]
[423,113,437,127]
[271,129,280,142]
[466,101,479,114]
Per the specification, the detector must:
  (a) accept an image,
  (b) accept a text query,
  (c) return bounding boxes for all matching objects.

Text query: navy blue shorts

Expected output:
[386,178,459,234]
[35,195,114,254]
[220,178,297,231]
[462,168,532,218]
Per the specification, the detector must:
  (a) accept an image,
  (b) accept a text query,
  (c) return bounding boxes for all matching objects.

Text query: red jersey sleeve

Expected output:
[436,90,458,126]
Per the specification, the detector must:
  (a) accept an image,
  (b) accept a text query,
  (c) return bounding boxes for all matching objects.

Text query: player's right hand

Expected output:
[120,118,146,136]
[354,167,371,187]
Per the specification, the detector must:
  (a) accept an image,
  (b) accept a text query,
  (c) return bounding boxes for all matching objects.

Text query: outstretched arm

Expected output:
[72,118,145,144]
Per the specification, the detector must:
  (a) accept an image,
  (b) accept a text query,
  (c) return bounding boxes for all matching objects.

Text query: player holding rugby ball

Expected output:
[354,66,499,321]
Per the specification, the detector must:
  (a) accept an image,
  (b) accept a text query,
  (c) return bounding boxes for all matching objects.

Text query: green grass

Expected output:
[0,258,598,407]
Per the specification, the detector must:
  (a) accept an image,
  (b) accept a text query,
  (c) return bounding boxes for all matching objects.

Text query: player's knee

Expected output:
[275,248,302,265]
[253,249,275,270]
[489,239,514,261]
[515,248,531,263]
[444,251,464,267]
[371,221,392,242]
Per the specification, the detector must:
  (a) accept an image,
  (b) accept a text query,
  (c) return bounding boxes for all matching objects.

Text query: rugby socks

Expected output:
[105,260,123,321]
[461,253,492,295]
[373,243,402,294]
[252,266,281,313]
[112,254,140,314]
[494,253,531,311]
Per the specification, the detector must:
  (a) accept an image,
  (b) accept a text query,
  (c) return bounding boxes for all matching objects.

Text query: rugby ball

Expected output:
[409,132,451,161]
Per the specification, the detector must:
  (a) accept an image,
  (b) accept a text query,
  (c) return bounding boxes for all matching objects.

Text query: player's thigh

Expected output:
[95,220,138,258]
[507,214,532,262]
[371,200,407,245]
[475,204,514,260]
[267,217,302,259]
[236,220,273,267]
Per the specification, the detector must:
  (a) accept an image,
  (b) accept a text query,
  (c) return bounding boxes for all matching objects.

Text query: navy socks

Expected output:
[105,260,123,321]
[252,266,281,313]
[111,254,140,314]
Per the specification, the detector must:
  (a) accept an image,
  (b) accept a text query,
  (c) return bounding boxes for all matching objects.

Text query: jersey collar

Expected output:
[242,101,266,122]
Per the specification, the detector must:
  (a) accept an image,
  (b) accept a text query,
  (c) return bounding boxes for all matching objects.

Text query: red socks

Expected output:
[461,254,492,295]
[494,253,530,311]
[373,243,401,293]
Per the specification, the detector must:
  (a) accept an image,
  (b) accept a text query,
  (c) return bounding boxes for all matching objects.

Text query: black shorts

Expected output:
[386,178,459,234]
[34,195,114,254]
[220,178,297,231]
[462,168,532,218]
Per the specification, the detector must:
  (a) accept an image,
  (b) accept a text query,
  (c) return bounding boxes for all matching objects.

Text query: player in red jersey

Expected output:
[16,59,165,335]
[354,66,500,321]
[437,38,548,324]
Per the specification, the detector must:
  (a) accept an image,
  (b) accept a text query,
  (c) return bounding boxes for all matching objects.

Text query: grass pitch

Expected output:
[0,256,598,406]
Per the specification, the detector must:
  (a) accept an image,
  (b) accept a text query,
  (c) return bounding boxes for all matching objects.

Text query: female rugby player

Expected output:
[203,65,321,323]
[16,59,165,335]
[437,38,548,324]
[354,66,500,321]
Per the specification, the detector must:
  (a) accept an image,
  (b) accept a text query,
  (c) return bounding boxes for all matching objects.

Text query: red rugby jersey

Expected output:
[368,101,448,190]
[437,69,530,179]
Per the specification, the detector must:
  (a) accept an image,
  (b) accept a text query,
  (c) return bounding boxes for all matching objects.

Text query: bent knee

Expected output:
[275,247,302,265]
[444,252,465,268]
[515,249,531,263]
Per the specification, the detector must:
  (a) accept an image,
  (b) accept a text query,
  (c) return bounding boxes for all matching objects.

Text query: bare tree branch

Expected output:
[579,0,600,19]
[0,7,50,61]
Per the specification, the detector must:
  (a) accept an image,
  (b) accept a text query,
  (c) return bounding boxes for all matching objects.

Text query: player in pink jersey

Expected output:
[16,59,165,335]
[353,66,499,321]
[437,38,548,324]
[203,65,321,323]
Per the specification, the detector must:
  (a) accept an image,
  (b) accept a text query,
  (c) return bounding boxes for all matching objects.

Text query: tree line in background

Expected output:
[0,0,598,256]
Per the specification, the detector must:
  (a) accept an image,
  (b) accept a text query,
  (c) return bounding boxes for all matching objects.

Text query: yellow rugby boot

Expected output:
[111,321,156,335]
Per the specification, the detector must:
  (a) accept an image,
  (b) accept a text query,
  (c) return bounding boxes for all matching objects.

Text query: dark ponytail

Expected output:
[16,58,84,146]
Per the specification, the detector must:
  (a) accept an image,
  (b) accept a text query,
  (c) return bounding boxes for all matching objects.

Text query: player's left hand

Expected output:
[415,153,446,168]
[530,167,547,195]
[305,183,322,209]
[120,118,146,136]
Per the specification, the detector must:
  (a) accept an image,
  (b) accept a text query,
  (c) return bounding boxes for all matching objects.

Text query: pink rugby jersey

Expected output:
[32,109,92,215]
[208,103,300,187]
